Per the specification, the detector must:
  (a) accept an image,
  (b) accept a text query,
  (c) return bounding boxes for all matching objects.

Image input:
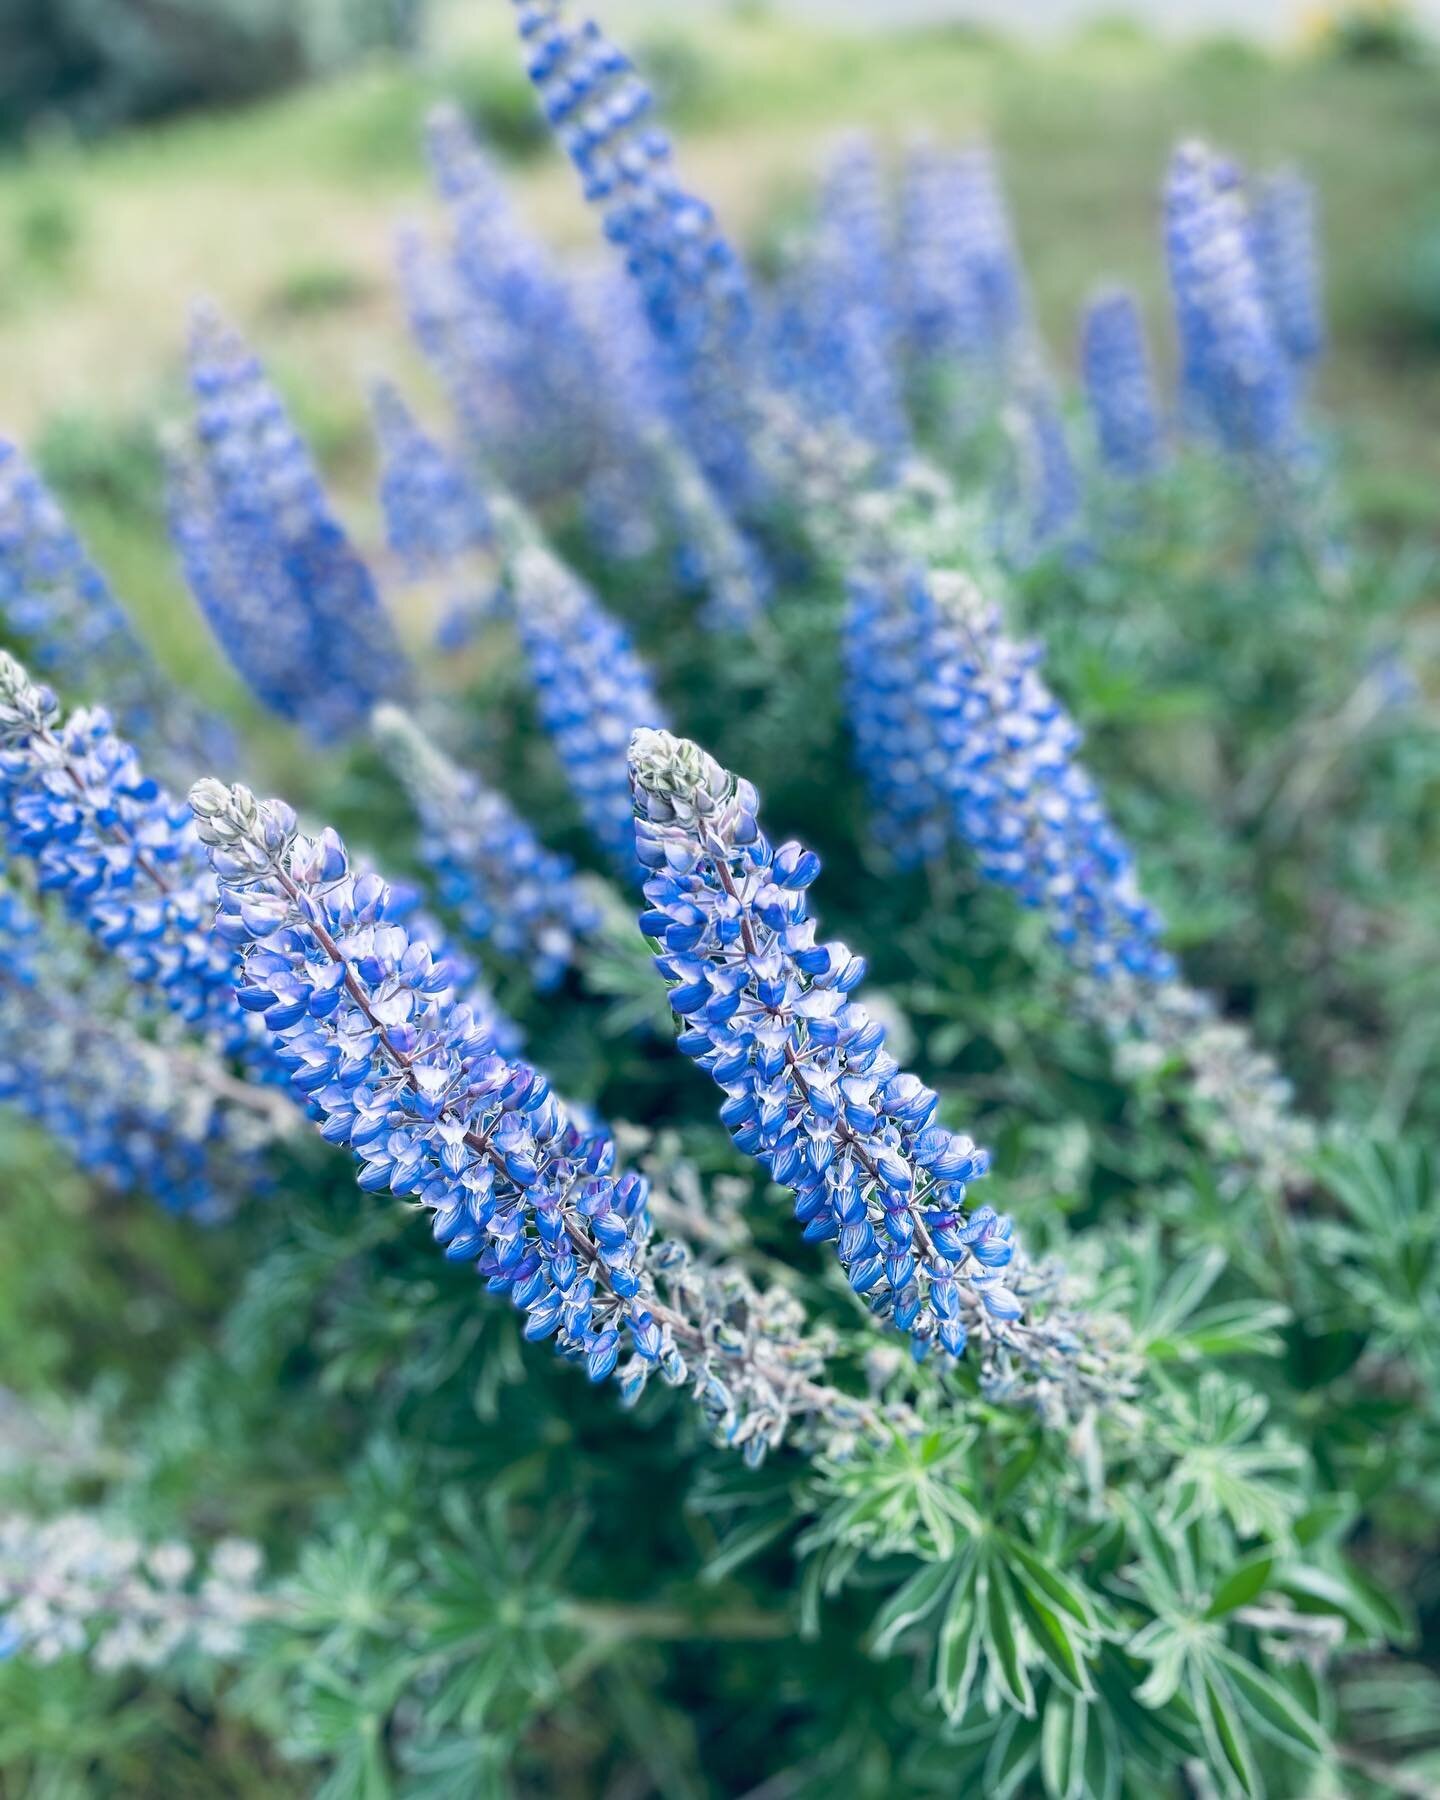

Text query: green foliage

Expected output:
[2,22,1439,1800]
[35,408,165,523]
[263,262,375,321]
[0,0,424,143]
[1323,3,1429,64]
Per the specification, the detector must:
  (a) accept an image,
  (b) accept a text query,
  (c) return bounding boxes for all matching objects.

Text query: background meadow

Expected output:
[0,2,1439,1796]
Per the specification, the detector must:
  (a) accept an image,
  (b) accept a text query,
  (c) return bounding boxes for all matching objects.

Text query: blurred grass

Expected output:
[0,6,1438,684]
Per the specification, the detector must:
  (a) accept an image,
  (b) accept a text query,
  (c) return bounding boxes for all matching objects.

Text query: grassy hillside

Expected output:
[1,8,1437,695]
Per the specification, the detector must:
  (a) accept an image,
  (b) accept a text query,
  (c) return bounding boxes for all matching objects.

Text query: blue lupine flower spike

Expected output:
[0,651,259,1060]
[372,703,601,990]
[840,564,1314,1195]
[770,134,908,464]
[511,0,762,502]
[504,523,669,878]
[0,882,287,1215]
[1253,165,1324,376]
[177,305,411,741]
[1163,141,1298,463]
[189,776,667,1386]
[628,727,1021,1364]
[369,382,503,649]
[0,439,233,777]
[188,778,913,1460]
[1080,288,1164,481]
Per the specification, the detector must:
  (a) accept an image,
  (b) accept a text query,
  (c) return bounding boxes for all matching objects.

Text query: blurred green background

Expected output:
[2,0,1439,716]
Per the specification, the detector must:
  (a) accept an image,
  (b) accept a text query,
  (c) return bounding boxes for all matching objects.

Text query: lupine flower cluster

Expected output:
[370,381,503,650]
[0,443,168,730]
[0,884,283,1215]
[409,110,727,597]
[190,778,669,1386]
[891,136,1037,468]
[505,530,668,878]
[770,135,909,466]
[916,566,1172,984]
[395,105,772,635]
[373,703,601,990]
[0,1513,264,1669]
[505,1,1322,536]
[506,6,1093,581]
[0,0,1336,1536]
[842,565,953,871]
[843,551,1174,987]
[0,651,255,1056]
[629,727,1022,1363]
[1000,371,1083,559]
[636,425,771,634]
[513,1,762,505]
[411,102,624,505]
[1163,140,1300,463]
[172,307,410,741]
[1080,288,1164,480]
[838,556,1315,1184]
[0,442,232,778]
[187,779,946,1459]
[501,6,1318,1187]
[1253,167,1324,379]
[897,139,1027,384]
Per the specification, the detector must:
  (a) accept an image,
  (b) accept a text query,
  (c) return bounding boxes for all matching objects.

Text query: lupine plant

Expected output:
[1163,141,1301,467]
[1080,288,1165,481]
[0,6,1436,1797]
[0,441,232,778]
[372,701,600,990]
[502,519,670,878]
[0,650,256,1056]
[0,882,285,1216]
[171,307,411,742]
[370,380,503,650]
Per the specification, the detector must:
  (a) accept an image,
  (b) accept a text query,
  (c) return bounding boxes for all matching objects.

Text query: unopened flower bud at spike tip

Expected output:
[628,728,725,805]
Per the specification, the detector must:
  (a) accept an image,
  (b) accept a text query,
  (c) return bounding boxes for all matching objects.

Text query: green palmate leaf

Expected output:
[992,1438,1041,1509]
[982,1562,1036,1718]
[398,1736,510,1800]
[1167,1300,1292,1360]
[935,1562,982,1722]
[1139,1248,1227,1345]
[983,1709,1041,1800]
[1126,1500,1190,1599]
[1277,1562,1409,1641]
[1040,1688,1089,1800]
[1081,1694,1123,1800]
[1097,1651,1202,1779]
[1205,1552,1276,1620]
[1334,1562,1413,1643]
[313,1737,392,1800]
[1219,1649,1329,1762]
[1003,1534,1097,1629]
[869,1557,957,1656]
[1013,1577,1095,1697]
[1192,1664,1262,1800]
[1292,1495,1357,1550]
[1130,1621,1192,1712]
